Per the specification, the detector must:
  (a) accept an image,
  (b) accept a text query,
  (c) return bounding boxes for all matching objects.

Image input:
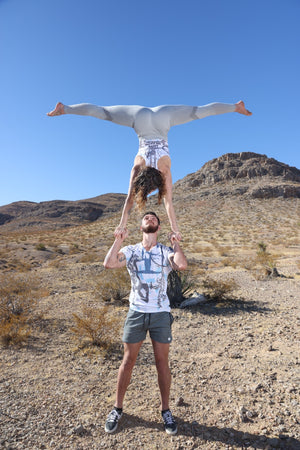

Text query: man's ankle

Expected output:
[114,406,123,414]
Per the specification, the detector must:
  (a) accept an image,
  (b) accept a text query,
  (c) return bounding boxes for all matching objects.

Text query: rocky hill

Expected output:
[174,152,300,199]
[0,193,126,230]
[0,152,299,232]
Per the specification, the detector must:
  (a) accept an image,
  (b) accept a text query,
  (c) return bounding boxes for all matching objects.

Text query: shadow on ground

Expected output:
[118,413,299,449]
[179,297,272,317]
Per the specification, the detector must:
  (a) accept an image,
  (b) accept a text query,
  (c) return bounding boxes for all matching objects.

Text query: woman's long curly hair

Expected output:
[133,167,166,211]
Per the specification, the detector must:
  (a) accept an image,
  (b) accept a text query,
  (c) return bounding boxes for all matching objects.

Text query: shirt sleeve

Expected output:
[161,245,174,267]
[120,245,134,263]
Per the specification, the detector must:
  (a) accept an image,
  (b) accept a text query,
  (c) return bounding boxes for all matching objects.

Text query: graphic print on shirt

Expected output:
[138,139,169,169]
[127,244,170,308]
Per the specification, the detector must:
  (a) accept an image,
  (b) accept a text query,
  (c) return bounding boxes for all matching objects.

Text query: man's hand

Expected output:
[168,231,187,271]
[168,231,182,245]
[114,225,129,240]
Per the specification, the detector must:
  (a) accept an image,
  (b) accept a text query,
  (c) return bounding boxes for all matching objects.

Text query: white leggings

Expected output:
[63,102,236,142]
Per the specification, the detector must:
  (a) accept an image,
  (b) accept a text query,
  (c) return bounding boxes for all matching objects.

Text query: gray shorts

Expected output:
[122,309,174,344]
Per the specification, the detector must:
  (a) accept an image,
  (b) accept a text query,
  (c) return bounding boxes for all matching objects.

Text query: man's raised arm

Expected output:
[103,234,128,269]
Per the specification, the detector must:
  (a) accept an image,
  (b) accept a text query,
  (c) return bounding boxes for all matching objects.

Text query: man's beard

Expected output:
[141,224,159,234]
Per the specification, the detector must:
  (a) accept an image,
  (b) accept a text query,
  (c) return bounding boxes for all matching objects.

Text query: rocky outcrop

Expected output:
[174,152,300,199]
[0,194,126,230]
[1,152,299,230]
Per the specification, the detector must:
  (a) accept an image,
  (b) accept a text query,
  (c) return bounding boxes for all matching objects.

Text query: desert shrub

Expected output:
[35,243,46,251]
[94,269,130,304]
[180,269,200,297]
[257,241,267,253]
[202,277,238,301]
[0,273,46,346]
[222,257,239,268]
[69,243,80,254]
[168,264,203,307]
[80,252,99,263]
[254,242,278,279]
[256,242,276,266]
[71,305,121,351]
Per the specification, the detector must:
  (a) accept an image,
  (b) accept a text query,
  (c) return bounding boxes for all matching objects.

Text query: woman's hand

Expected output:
[114,225,128,240]
[168,231,182,245]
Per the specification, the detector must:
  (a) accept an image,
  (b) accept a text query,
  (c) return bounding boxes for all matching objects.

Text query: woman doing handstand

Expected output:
[47,101,252,239]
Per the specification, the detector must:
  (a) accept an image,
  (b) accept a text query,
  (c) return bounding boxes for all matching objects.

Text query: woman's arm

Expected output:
[114,164,141,238]
[162,167,182,241]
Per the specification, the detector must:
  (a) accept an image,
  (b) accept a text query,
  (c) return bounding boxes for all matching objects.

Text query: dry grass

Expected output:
[0,273,48,346]
[94,268,130,304]
[202,277,238,301]
[71,305,121,352]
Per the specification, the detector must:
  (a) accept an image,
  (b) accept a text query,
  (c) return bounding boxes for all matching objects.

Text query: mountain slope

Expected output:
[0,193,126,230]
[1,152,299,231]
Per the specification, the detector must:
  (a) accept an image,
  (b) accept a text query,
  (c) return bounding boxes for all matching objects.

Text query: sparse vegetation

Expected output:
[35,243,47,251]
[71,305,121,351]
[94,269,130,304]
[0,155,300,448]
[80,251,99,263]
[0,273,47,346]
[253,242,278,279]
[202,277,238,301]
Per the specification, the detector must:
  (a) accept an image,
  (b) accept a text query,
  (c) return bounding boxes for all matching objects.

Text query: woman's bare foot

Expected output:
[47,102,65,116]
[235,100,252,116]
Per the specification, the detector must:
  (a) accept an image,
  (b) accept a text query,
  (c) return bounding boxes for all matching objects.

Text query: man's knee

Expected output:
[121,342,142,370]
[154,352,170,373]
[121,355,137,371]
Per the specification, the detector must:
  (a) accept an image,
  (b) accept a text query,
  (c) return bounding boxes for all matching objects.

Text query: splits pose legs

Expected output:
[47,101,252,238]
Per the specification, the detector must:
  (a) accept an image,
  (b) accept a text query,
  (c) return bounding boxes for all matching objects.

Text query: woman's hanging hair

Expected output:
[133,167,166,211]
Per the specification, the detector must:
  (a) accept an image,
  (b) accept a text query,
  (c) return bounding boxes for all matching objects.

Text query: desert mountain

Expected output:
[1,152,299,231]
[0,193,126,230]
[173,152,300,199]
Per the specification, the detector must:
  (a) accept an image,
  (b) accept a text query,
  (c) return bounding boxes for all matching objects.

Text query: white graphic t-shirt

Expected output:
[121,242,173,313]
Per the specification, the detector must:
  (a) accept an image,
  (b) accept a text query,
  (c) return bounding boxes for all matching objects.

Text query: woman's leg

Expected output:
[47,103,142,127]
[47,102,65,116]
[158,101,251,128]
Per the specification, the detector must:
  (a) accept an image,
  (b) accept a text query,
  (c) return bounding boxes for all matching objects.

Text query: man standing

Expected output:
[103,211,187,435]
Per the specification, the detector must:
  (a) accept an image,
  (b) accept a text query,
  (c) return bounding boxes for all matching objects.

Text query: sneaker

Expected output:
[105,408,123,433]
[162,409,177,435]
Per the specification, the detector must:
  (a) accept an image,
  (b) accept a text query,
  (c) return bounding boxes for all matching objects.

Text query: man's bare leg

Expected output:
[235,100,252,116]
[152,340,171,410]
[47,102,65,116]
[115,341,143,408]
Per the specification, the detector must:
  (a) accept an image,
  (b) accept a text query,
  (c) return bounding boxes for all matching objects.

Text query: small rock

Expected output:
[72,424,87,435]
[175,397,185,406]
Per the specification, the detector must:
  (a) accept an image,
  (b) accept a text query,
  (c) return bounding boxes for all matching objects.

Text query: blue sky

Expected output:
[1,0,299,206]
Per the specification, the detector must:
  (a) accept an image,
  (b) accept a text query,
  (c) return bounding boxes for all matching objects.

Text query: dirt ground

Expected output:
[1,256,299,449]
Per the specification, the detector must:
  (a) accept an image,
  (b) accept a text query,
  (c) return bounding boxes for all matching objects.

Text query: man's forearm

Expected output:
[103,238,126,269]
[172,242,187,271]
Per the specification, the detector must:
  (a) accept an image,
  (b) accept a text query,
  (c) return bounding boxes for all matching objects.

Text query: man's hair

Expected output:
[142,211,160,225]
[133,167,166,211]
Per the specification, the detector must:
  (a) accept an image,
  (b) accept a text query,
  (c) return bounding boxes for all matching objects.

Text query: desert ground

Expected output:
[0,194,299,449]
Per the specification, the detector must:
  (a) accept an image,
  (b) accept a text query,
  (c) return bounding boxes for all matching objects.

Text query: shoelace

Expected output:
[163,411,174,425]
[107,410,120,422]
